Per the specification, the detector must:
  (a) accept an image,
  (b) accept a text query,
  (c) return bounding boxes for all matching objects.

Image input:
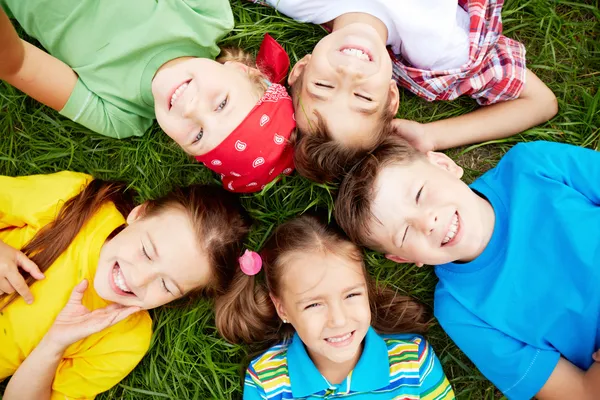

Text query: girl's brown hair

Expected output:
[215,215,428,347]
[0,179,250,310]
[217,47,269,97]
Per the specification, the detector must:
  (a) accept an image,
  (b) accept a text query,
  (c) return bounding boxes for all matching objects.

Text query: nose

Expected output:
[327,301,348,328]
[412,209,438,236]
[182,95,205,123]
[336,63,364,80]
[127,262,157,290]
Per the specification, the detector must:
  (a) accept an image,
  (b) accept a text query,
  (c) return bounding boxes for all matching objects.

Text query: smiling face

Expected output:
[152,58,261,156]
[367,152,496,266]
[93,205,211,309]
[271,248,371,371]
[289,23,398,148]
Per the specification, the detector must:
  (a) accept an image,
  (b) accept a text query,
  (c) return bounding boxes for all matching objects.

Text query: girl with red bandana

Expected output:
[0,0,296,193]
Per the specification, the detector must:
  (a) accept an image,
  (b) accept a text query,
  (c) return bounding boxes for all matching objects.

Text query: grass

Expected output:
[0,0,598,398]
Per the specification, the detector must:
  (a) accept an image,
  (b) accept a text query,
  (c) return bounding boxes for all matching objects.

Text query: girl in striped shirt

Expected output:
[216,215,455,399]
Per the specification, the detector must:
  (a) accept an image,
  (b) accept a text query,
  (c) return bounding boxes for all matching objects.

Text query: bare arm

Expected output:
[392,69,558,152]
[3,336,64,400]
[0,6,25,76]
[536,358,600,400]
[0,7,77,111]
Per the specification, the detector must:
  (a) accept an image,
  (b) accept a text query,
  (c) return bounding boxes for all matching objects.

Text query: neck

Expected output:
[468,194,496,262]
[330,13,388,43]
[309,342,364,385]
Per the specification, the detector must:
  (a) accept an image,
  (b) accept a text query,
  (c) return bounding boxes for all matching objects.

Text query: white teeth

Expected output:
[442,213,459,245]
[113,267,132,294]
[341,48,370,61]
[326,332,352,343]
[170,82,189,107]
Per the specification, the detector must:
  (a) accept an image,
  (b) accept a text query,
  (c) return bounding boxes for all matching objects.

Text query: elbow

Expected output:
[544,90,559,121]
[534,87,559,123]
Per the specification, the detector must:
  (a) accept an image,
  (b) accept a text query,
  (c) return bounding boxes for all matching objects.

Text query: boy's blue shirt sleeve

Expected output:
[435,293,560,400]
[243,365,267,400]
[500,141,600,204]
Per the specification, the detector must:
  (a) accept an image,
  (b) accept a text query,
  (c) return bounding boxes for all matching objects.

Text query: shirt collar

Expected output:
[287,327,390,397]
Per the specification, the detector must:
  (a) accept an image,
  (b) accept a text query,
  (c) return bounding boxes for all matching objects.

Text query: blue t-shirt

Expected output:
[434,141,600,399]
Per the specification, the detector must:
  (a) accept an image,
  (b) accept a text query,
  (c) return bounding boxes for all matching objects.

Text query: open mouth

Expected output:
[441,212,460,246]
[339,46,372,62]
[110,263,135,296]
[324,330,355,347]
[169,80,191,110]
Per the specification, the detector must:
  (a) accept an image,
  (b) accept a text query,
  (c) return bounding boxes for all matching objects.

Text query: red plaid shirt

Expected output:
[391,0,527,105]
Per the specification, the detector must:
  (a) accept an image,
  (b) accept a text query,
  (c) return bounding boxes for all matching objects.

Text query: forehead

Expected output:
[295,96,381,148]
[370,162,420,218]
[280,250,365,297]
[143,208,211,289]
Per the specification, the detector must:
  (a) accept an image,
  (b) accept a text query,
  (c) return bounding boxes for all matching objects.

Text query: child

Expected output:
[334,137,600,399]
[0,1,295,193]
[215,215,455,399]
[0,171,250,399]
[251,0,558,183]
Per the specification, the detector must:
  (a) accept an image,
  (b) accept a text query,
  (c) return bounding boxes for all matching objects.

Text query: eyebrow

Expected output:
[343,283,366,293]
[149,234,185,296]
[306,89,327,102]
[355,106,377,116]
[295,283,366,305]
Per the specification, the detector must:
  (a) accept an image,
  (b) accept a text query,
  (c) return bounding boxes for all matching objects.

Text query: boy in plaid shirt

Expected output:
[252,0,557,183]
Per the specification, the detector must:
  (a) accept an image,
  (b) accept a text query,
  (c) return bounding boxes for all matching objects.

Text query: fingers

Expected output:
[90,305,141,333]
[593,350,600,363]
[16,252,44,280]
[67,280,88,304]
[0,278,14,295]
[6,269,34,304]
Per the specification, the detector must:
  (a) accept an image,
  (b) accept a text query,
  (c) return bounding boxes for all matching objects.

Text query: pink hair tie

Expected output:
[239,249,262,276]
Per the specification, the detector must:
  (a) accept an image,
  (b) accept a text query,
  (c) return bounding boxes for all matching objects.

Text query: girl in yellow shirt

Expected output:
[0,171,250,400]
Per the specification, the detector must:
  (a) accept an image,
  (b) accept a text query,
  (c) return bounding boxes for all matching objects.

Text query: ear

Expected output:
[288,55,311,86]
[269,293,289,322]
[386,254,425,268]
[425,151,464,178]
[126,204,147,225]
[387,80,400,115]
[385,254,411,264]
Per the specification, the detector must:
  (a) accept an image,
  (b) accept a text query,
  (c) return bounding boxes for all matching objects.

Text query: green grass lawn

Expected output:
[1,0,598,398]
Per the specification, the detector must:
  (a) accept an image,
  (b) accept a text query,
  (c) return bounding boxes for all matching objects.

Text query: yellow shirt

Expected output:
[0,171,152,399]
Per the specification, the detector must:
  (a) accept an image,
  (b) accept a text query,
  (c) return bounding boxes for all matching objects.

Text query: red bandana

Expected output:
[195,34,295,193]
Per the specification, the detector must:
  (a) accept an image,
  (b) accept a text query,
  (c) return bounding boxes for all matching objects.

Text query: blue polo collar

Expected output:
[287,327,390,397]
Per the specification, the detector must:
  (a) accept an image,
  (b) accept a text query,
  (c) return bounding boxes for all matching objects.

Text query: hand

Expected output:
[593,350,600,363]
[45,280,141,350]
[390,118,435,153]
[0,240,44,304]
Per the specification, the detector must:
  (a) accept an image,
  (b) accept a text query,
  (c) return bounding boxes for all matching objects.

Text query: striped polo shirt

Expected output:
[244,327,454,399]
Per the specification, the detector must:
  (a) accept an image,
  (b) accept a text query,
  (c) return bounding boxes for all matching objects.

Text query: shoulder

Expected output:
[497,141,567,167]
[248,342,291,378]
[380,333,425,363]
[101,310,153,353]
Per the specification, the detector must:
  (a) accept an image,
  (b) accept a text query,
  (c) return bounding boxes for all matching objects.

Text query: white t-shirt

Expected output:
[264,0,470,71]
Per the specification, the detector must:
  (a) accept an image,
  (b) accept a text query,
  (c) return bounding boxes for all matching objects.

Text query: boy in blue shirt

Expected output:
[334,137,600,399]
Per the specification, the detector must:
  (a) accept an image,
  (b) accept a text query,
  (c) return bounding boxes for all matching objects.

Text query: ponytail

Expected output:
[215,268,292,345]
[369,283,429,335]
[0,180,135,311]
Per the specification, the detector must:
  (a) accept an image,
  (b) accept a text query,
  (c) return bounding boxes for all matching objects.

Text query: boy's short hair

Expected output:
[290,73,396,183]
[334,136,421,248]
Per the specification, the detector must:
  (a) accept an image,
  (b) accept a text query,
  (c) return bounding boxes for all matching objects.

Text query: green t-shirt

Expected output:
[1,0,234,138]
